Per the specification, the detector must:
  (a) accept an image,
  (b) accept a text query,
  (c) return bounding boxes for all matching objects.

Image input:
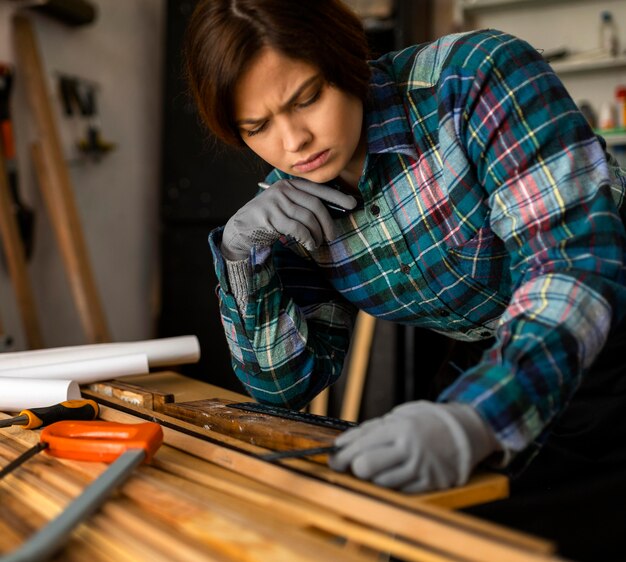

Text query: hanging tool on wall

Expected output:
[58,75,116,161]
[0,64,43,349]
[0,63,35,259]
[0,420,163,562]
[7,0,97,26]
[0,313,14,352]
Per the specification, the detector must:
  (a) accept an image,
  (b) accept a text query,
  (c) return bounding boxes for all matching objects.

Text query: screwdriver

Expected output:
[0,399,99,430]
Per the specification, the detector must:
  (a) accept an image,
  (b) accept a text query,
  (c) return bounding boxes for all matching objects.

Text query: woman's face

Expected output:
[233,47,365,186]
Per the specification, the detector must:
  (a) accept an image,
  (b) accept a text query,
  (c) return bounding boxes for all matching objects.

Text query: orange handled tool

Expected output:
[0,399,99,429]
[41,420,162,462]
[0,420,163,562]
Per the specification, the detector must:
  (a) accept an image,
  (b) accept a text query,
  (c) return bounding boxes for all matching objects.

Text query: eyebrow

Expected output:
[236,74,322,126]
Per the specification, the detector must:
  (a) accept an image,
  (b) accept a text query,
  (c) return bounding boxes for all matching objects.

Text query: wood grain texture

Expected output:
[96,404,559,562]
[83,387,511,512]
[161,398,340,459]
[88,380,175,410]
[342,311,376,422]
[0,413,375,561]
[14,16,110,343]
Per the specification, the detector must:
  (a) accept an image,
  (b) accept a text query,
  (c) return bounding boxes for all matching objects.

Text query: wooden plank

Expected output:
[309,387,329,416]
[122,469,370,562]
[83,388,510,512]
[161,398,339,459]
[153,446,469,562]
[341,312,376,422]
[87,380,175,410]
[0,490,43,551]
[0,136,43,348]
[117,371,248,403]
[95,404,559,562]
[83,390,508,509]
[14,16,110,343]
[0,419,374,562]
[4,427,411,561]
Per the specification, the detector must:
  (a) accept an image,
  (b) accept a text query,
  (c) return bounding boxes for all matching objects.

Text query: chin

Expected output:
[301,166,343,185]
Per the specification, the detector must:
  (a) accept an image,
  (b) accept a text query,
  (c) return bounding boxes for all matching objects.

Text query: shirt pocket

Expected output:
[445,216,512,317]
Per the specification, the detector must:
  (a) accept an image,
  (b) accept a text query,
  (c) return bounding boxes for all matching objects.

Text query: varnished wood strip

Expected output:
[98,404,560,562]
[122,468,370,562]
[14,15,110,343]
[84,508,201,562]
[99,499,238,562]
[82,389,510,512]
[0,418,373,561]
[0,489,43,551]
[161,398,339,458]
[87,380,175,410]
[341,312,376,422]
[153,446,467,562]
[309,387,330,416]
[118,371,248,403]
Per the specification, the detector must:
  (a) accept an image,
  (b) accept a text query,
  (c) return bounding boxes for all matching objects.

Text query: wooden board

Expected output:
[0,399,560,562]
[0,414,374,562]
[13,16,110,343]
[87,380,175,411]
[161,398,340,458]
[83,377,511,511]
[95,404,560,562]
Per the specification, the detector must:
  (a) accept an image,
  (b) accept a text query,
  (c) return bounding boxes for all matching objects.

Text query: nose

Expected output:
[279,117,312,153]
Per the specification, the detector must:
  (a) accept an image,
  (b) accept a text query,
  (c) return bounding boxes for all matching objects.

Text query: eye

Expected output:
[295,87,322,109]
[244,121,269,137]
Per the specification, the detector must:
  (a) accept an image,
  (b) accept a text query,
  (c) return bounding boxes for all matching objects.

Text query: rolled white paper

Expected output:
[0,336,200,372]
[0,353,148,383]
[0,378,81,411]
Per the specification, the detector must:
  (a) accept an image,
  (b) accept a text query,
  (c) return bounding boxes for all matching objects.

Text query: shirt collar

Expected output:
[363,64,418,160]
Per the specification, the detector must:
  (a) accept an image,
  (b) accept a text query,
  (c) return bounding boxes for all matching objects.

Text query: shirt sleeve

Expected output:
[208,172,358,409]
[436,31,626,460]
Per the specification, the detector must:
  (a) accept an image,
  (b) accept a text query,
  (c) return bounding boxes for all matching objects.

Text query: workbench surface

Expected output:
[0,372,559,562]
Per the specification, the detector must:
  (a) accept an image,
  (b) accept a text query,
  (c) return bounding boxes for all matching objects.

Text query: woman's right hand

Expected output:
[220,178,357,260]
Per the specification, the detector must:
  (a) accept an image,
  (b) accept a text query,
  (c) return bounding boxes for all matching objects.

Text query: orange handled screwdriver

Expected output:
[0,399,99,429]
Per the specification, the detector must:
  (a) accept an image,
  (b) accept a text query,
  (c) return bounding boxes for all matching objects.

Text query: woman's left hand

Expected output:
[329,401,499,493]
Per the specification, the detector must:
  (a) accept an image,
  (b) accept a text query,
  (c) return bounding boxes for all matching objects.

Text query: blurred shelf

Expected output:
[459,0,576,12]
[596,128,626,146]
[551,55,626,75]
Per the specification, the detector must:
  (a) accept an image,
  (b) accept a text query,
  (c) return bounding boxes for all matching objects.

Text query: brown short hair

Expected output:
[184,0,371,146]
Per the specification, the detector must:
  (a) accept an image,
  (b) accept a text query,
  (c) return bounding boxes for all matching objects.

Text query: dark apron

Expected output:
[444,321,626,561]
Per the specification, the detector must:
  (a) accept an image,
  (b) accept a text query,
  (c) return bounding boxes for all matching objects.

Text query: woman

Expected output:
[184,1,626,558]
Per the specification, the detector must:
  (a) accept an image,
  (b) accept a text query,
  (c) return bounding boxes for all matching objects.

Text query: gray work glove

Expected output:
[329,401,499,493]
[221,178,358,261]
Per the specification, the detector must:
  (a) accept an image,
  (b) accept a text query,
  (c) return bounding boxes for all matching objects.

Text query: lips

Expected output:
[293,149,330,173]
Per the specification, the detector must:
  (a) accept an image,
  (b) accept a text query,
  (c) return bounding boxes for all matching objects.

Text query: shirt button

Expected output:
[370,204,380,216]
[438,309,450,317]
[401,264,411,274]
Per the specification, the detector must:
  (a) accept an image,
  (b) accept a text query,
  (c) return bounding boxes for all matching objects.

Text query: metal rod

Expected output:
[0,442,47,480]
[0,449,145,562]
[260,445,340,462]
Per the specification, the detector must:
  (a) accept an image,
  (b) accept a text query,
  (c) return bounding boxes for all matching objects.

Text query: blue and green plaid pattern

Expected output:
[209,29,626,459]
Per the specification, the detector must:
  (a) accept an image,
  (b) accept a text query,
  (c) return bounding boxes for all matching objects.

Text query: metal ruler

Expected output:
[230,401,357,431]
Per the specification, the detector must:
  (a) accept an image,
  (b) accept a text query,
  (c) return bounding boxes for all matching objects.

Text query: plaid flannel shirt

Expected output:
[208,29,626,459]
